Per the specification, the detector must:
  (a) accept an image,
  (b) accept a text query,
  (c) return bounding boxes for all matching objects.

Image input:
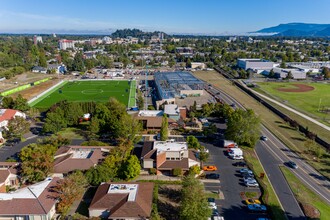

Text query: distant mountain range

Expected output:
[256,23,330,37]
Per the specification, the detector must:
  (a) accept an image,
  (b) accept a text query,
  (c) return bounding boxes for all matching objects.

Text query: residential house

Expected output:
[135,111,177,131]
[113,62,124,69]
[31,66,47,74]
[47,64,66,74]
[141,140,200,175]
[164,104,187,121]
[0,162,19,193]
[191,62,206,69]
[0,109,26,142]
[0,177,59,220]
[53,145,113,174]
[89,182,154,220]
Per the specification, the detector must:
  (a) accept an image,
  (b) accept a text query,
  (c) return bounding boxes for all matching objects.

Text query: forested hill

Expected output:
[111,28,167,38]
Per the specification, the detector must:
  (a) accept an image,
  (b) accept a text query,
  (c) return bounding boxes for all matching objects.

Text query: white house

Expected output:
[0,109,26,141]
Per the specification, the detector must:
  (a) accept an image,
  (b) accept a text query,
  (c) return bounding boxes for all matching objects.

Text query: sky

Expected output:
[1,0,330,35]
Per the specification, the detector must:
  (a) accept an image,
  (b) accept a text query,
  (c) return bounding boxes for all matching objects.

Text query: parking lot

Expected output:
[201,119,271,219]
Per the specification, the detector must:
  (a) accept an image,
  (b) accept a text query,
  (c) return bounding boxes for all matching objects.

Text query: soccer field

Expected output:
[31,80,136,109]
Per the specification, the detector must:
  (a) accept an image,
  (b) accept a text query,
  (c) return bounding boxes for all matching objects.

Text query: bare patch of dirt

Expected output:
[10,78,62,101]
[300,203,320,219]
[277,84,315,92]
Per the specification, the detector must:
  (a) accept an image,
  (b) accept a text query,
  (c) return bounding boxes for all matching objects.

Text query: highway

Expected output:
[208,86,308,219]
[206,75,330,207]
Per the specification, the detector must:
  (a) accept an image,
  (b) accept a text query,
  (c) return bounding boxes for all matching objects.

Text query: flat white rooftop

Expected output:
[0,178,53,200]
[154,141,187,154]
[71,149,93,159]
[138,110,163,117]
[108,184,138,201]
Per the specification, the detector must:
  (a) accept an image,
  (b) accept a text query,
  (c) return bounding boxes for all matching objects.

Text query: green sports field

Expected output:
[255,82,330,124]
[31,80,136,109]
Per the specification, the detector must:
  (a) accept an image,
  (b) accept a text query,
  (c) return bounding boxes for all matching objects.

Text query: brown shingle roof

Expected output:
[137,116,175,129]
[0,162,19,183]
[0,177,59,215]
[53,146,112,174]
[158,158,189,170]
[89,182,154,219]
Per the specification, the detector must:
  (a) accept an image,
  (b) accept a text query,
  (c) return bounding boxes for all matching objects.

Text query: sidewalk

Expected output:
[135,174,181,181]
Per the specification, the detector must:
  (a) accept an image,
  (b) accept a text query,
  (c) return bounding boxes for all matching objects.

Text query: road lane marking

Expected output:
[262,127,330,193]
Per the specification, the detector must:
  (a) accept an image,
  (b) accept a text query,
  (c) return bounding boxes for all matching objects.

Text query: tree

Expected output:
[322,67,330,79]
[160,114,169,141]
[13,94,30,112]
[136,90,144,110]
[88,117,100,139]
[1,96,14,109]
[199,150,209,167]
[268,69,275,78]
[5,116,30,140]
[43,108,67,133]
[286,71,293,80]
[225,109,260,147]
[20,143,57,183]
[38,50,47,67]
[72,52,85,71]
[54,171,88,215]
[180,174,211,220]
[186,135,201,150]
[189,165,201,175]
[119,155,141,180]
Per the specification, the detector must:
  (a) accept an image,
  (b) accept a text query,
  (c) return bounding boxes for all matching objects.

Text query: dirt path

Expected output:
[10,78,62,100]
[277,84,315,92]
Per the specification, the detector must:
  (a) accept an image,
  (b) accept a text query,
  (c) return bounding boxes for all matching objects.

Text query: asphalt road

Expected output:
[0,136,84,161]
[206,85,307,219]
[256,141,306,220]
[209,76,330,207]
[260,126,330,205]
[202,138,270,220]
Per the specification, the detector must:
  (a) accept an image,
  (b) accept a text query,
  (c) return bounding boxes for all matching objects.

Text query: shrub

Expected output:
[149,168,157,175]
[172,168,183,176]
[189,165,201,175]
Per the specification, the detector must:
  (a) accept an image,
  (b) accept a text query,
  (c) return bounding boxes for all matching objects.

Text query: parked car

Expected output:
[233,161,246,167]
[245,199,261,205]
[203,166,218,171]
[245,181,259,187]
[242,172,254,178]
[232,155,244,160]
[247,204,267,213]
[208,198,216,207]
[260,136,268,141]
[205,173,220,179]
[243,176,256,183]
[239,168,253,175]
[209,203,217,210]
[287,161,298,169]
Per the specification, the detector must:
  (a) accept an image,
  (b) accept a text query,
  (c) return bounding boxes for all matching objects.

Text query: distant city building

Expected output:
[191,62,206,69]
[263,68,307,79]
[33,35,43,45]
[58,39,75,50]
[237,58,275,71]
[102,36,112,44]
[52,33,56,38]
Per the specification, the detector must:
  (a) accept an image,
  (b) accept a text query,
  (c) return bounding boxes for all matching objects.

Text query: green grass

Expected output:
[256,82,330,125]
[243,148,286,220]
[245,191,258,198]
[31,80,135,109]
[280,166,330,220]
[56,127,85,139]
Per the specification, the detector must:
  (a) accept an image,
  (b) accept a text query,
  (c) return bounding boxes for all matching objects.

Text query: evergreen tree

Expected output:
[160,114,168,141]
